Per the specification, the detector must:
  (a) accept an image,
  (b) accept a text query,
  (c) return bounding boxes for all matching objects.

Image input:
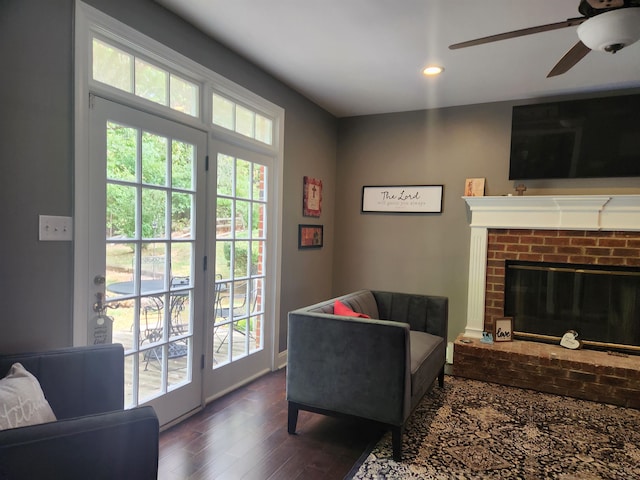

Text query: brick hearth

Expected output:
[453,336,640,409]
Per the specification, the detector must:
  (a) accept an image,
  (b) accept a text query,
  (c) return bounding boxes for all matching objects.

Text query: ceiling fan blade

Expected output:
[449,17,586,50]
[547,41,591,77]
[585,0,623,8]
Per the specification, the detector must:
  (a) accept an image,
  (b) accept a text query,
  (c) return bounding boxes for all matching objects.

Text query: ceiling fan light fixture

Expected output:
[577,8,640,52]
[423,65,444,76]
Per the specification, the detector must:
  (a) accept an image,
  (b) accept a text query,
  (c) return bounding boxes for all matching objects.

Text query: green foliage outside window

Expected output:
[106,122,193,240]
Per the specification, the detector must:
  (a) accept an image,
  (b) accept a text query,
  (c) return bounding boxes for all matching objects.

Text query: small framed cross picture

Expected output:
[494,317,513,342]
[303,176,322,217]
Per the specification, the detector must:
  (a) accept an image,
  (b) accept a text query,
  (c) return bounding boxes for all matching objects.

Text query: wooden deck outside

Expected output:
[113,323,256,405]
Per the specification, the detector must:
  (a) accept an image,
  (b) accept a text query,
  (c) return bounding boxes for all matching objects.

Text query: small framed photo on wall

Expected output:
[298,224,323,249]
[494,317,513,342]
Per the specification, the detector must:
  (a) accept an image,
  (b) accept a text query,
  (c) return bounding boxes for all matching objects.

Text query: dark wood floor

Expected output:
[158,368,384,480]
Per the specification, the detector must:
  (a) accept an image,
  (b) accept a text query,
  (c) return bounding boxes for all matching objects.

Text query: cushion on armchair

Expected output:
[0,363,56,430]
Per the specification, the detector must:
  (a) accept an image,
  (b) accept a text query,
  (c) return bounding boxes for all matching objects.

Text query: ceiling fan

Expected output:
[449,0,640,77]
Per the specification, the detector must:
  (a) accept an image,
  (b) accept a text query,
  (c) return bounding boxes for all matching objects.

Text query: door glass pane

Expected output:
[172,192,192,238]
[216,198,233,238]
[124,355,135,408]
[107,122,136,181]
[171,243,192,278]
[142,132,167,186]
[251,240,264,274]
[141,188,167,239]
[168,339,190,389]
[172,140,194,190]
[141,243,166,281]
[217,154,234,196]
[112,298,138,352]
[138,350,163,402]
[252,204,265,237]
[249,314,262,353]
[236,201,250,238]
[107,185,136,240]
[105,242,135,288]
[253,164,266,201]
[236,160,251,199]
[234,241,250,278]
[169,291,190,336]
[217,241,232,281]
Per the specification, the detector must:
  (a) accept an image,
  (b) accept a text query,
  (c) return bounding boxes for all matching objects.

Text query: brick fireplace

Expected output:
[484,228,640,339]
[453,195,640,408]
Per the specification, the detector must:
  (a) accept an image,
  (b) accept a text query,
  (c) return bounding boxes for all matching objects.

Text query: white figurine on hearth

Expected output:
[560,330,582,350]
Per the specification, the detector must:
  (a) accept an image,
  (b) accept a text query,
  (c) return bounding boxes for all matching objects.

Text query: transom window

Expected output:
[91,37,275,147]
[212,93,273,146]
[92,38,199,118]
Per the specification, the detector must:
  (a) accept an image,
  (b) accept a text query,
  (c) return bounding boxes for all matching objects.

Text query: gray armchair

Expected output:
[0,344,159,479]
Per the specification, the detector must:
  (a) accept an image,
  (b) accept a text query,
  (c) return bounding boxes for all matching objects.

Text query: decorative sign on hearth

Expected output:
[494,317,513,342]
[560,330,583,350]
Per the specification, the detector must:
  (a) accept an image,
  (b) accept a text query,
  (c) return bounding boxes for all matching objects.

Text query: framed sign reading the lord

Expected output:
[362,185,443,213]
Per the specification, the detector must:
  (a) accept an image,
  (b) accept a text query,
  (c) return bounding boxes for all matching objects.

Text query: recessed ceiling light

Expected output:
[423,65,444,76]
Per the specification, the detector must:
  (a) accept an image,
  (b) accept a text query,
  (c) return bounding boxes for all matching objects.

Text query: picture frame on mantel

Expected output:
[464,178,485,197]
[494,317,513,342]
[361,185,443,213]
[303,176,322,217]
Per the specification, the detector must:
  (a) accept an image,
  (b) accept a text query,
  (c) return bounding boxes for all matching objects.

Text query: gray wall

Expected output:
[0,0,337,354]
[334,100,640,342]
[0,0,75,352]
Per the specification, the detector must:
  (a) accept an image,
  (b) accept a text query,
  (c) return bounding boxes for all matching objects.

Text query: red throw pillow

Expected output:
[334,300,370,318]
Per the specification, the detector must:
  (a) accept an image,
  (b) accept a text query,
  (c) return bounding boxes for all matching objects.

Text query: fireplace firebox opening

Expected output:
[504,260,640,353]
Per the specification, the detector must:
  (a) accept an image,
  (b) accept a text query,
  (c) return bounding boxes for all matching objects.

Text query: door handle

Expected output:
[93,292,120,314]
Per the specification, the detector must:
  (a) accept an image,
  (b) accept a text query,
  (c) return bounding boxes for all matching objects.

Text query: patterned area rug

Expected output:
[348,376,640,479]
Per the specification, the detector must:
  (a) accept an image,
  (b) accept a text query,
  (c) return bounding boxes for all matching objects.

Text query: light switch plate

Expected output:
[39,215,73,241]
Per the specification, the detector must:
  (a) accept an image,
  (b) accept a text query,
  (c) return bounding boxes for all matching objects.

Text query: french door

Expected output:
[88,96,206,425]
[204,141,274,399]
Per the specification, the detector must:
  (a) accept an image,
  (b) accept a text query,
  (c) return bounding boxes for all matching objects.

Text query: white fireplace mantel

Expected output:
[462,195,640,338]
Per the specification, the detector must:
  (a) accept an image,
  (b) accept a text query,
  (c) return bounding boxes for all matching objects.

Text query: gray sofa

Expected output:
[0,344,159,479]
[287,290,448,461]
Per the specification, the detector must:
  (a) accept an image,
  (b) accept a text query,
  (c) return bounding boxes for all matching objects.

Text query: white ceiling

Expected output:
[155,0,640,118]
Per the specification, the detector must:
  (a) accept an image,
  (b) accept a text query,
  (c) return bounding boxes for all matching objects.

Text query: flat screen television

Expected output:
[509,93,640,180]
